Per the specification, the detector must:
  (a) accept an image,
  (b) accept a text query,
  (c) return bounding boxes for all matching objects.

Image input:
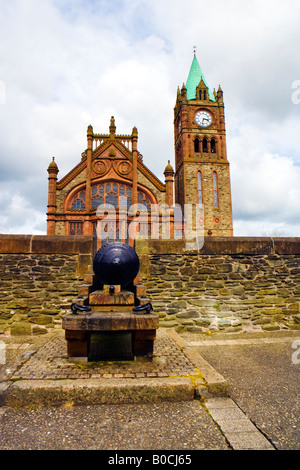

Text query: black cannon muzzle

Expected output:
[93,242,140,287]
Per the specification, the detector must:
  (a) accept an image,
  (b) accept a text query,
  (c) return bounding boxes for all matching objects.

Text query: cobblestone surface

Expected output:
[9,329,197,381]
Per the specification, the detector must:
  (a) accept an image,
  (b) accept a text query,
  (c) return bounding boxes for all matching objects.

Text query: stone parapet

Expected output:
[0,235,94,336]
[0,236,299,335]
[135,237,300,333]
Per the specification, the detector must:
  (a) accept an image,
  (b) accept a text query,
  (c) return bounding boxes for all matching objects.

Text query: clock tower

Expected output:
[174,53,233,236]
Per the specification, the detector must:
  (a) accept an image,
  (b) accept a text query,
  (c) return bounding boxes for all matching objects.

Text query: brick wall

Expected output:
[0,235,93,336]
[135,237,300,333]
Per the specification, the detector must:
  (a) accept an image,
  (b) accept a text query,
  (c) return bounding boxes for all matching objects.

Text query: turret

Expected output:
[47,157,59,235]
[164,160,174,207]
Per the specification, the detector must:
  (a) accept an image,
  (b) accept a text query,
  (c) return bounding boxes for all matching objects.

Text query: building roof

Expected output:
[186,55,215,102]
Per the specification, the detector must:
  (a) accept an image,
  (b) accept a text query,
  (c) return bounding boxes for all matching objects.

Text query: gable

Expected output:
[57,138,165,193]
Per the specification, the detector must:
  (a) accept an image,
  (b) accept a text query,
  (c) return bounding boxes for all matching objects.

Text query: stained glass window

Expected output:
[71,192,85,210]
[70,181,152,212]
[91,196,104,209]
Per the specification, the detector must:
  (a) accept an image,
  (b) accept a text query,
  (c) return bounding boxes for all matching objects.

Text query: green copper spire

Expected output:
[186,54,215,102]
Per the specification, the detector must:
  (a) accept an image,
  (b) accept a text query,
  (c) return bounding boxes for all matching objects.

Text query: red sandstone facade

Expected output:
[47,117,173,243]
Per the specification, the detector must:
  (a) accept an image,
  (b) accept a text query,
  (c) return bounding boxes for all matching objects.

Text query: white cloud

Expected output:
[229,116,300,235]
[0,0,299,236]
[0,190,45,235]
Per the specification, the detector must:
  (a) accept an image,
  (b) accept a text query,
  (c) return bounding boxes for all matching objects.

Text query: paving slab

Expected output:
[205,398,275,450]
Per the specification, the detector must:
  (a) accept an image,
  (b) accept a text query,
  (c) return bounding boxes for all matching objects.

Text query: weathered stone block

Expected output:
[232,286,245,296]
[32,326,48,335]
[10,322,31,336]
[261,324,280,331]
[194,318,212,327]
[180,267,196,276]
[28,314,53,325]
[188,299,219,307]
[168,300,188,309]
[205,281,225,288]
[177,310,199,319]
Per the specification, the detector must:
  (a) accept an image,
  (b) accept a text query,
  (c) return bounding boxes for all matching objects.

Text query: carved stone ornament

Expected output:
[93,160,109,176]
[117,160,132,175]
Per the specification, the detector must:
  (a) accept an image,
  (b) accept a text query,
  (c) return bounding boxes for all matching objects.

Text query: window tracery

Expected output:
[71,191,85,210]
[69,181,152,212]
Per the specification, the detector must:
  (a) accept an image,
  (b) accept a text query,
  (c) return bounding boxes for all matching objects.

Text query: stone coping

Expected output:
[0,235,298,255]
[0,235,94,254]
[135,237,300,256]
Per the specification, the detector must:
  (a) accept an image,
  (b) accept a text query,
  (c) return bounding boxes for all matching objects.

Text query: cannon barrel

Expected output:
[93,242,140,287]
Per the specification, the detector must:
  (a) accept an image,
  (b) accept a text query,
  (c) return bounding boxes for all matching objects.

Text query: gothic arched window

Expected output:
[71,191,85,210]
[203,138,208,153]
[211,138,216,154]
[138,191,151,211]
[213,171,219,208]
[91,182,133,210]
[197,171,203,205]
[194,138,200,153]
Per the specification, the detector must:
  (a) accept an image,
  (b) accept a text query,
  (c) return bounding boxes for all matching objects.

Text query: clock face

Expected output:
[195,111,212,128]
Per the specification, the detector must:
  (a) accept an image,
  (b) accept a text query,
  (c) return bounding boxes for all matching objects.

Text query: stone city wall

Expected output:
[0,235,93,336]
[0,235,299,336]
[135,237,300,333]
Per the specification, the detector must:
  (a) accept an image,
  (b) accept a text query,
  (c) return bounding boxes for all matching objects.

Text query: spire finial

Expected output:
[109,116,116,135]
[193,45,197,57]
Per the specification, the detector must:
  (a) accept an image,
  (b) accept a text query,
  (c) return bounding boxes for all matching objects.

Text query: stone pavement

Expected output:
[0,328,227,407]
[185,330,300,451]
[0,327,299,450]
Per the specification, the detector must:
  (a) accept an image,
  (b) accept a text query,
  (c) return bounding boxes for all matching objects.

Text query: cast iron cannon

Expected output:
[93,242,140,287]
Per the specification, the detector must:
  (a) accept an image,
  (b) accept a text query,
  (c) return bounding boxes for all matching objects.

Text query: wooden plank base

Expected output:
[63,312,159,360]
[65,330,90,357]
[65,329,156,360]
[62,311,159,331]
